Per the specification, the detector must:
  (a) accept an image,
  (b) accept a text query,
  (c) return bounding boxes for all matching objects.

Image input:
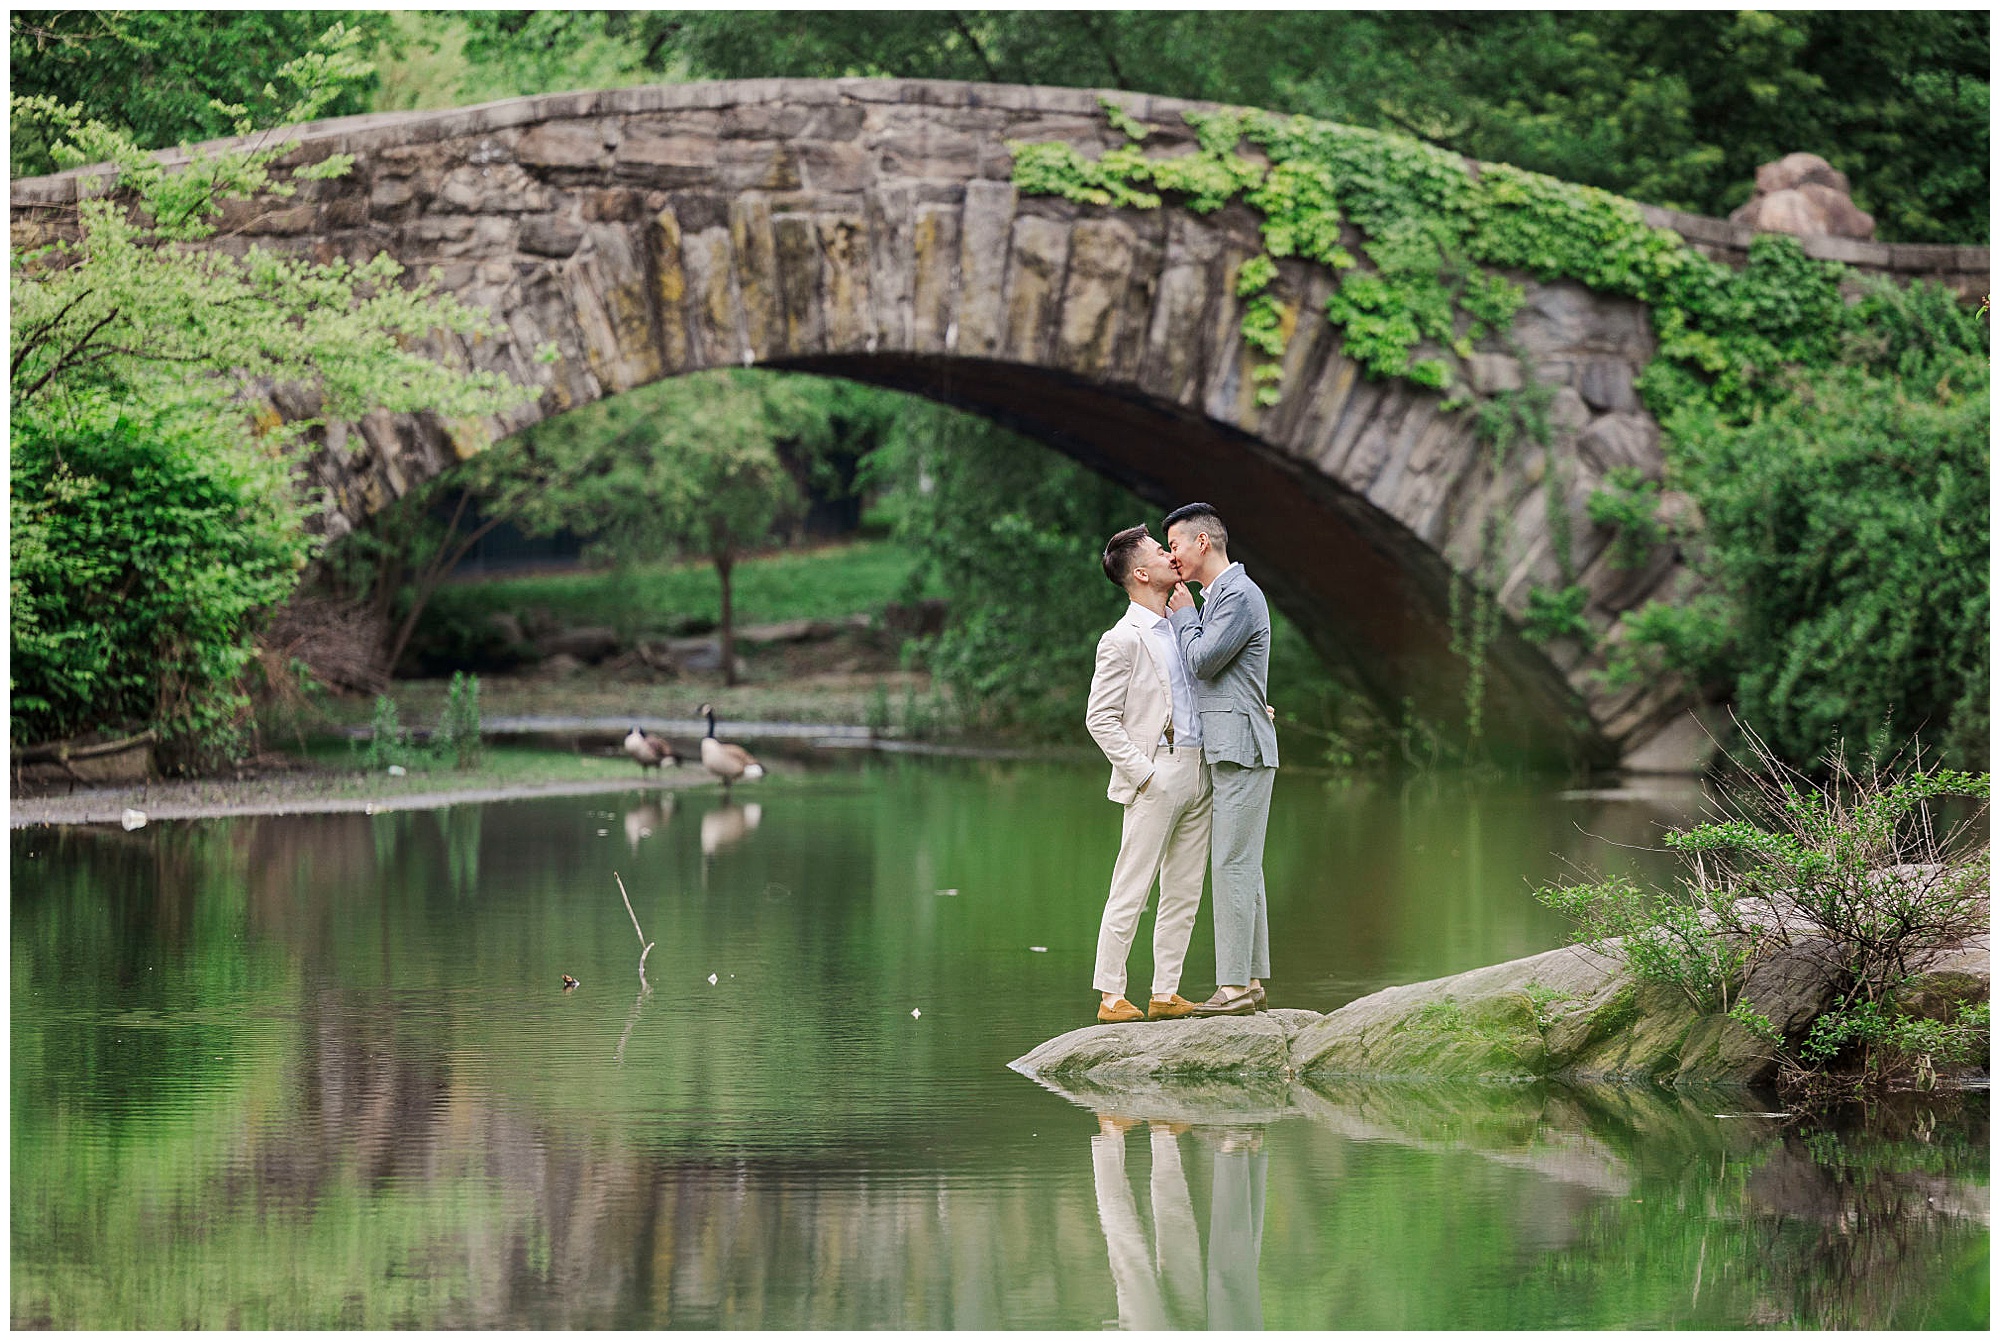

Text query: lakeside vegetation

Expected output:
[7,12,1989,779]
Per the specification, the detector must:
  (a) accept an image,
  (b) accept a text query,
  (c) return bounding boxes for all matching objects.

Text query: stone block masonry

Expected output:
[17,80,1982,770]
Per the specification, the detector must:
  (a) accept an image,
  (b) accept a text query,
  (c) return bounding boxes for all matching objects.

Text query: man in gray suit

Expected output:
[1164,503,1277,1016]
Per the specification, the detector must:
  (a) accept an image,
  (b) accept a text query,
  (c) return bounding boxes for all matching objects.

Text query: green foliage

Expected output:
[9,11,394,177]
[1664,752,1989,1011]
[360,694,412,771]
[1726,998,1781,1045]
[1585,467,1666,570]
[574,11,1984,244]
[1009,100,1894,416]
[9,404,310,763]
[12,37,524,410]
[1523,982,1578,1030]
[8,23,533,763]
[1598,595,1735,693]
[1800,999,1989,1084]
[1540,737,1990,1094]
[433,672,483,770]
[487,371,894,571]
[1011,98,1987,770]
[1535,874,1758,1015]
[1520,584,1593,648]
[1641,290,1990,768]
[863,400,1142,739]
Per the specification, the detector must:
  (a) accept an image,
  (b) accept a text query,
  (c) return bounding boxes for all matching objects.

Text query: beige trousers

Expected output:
[1093,748,1211,999]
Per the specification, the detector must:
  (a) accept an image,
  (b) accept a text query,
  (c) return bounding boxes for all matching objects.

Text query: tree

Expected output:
[1618,279,1990,771]
[481,371,889,687]
[442,10,1986,244]
[862,399,1143,738]
[9,10,393,178]
[9,23,535,764]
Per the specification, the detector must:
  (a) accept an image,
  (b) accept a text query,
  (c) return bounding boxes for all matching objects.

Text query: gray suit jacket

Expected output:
[1170,563,1279,769]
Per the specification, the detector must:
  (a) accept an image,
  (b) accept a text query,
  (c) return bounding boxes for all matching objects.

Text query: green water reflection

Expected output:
[11,759,1989,1327]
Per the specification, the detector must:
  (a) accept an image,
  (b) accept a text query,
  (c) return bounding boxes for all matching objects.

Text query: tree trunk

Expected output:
[716,552,737,687]
[377,489,507,685]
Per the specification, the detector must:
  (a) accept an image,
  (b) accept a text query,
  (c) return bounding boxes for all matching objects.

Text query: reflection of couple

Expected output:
[1092,1116,1267,1330]
[1085,503,1279,1023]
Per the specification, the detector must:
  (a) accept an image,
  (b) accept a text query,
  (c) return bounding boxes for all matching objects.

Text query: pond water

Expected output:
[11,758,1989,1328]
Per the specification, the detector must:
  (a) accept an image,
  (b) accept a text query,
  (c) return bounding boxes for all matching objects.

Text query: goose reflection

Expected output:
[700,801,763,859]
[623,797,675,850]
[1092,1115,1266,1331]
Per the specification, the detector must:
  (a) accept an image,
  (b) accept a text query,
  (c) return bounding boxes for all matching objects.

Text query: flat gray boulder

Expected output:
[1010,1011,1306,1083]
[1009,943,1990,1090]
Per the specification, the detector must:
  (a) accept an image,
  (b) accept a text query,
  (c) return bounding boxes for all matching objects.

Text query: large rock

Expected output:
[1010,1011,1299,1082]
[1729,153,1876,240]
[1009,940,1990,1091]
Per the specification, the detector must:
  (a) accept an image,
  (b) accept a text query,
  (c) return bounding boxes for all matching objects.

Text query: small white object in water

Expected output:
[596,829,608,836]
[120,809,147,831]
[1029,946,1047,953]
[936,888,959,897]
[387,764,406,777]
[911,1007,921,1019]
[708,973,718,985]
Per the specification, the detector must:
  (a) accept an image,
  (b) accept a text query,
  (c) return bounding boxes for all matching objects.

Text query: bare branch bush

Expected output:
[1539,722,1989,1094]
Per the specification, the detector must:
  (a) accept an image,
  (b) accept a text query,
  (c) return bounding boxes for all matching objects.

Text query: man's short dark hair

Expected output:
[1101,524,1153,589]
[1163,503,1228,553]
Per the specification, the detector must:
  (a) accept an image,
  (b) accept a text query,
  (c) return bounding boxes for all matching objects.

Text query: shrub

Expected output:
[432,672,483,769]
[1536,729,1990,1095]
[1649,305,1990,770]
[9,404,309,768]
[1585,467,1666,570]
[866,401,1143,739]
[361,695,413,771]
[1521,583,1593,647]
[1536,873,1760,1014]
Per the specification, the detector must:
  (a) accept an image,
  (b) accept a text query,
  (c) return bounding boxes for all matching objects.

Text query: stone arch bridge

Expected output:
[14,79,1987,769]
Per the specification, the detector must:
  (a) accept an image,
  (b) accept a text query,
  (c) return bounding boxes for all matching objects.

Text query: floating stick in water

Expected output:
[613,872,656,992]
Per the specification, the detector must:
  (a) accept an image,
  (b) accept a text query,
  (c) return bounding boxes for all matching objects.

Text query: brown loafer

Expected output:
[1147,994,1199,1020]
[1249,983,1268,1009]
[1192,986,1258,1017]
[1097,996,1144,1024]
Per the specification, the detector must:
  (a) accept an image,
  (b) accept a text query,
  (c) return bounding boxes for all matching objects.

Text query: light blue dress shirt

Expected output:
[1124,602,1202,750]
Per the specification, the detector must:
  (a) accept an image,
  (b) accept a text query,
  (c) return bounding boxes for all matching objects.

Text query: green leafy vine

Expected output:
[1008,100,1864,427]
[1009,100,1984,761]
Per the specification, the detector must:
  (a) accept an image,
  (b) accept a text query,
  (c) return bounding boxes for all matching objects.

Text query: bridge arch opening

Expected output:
[405,352,1604,769]
[20,77,1745,767]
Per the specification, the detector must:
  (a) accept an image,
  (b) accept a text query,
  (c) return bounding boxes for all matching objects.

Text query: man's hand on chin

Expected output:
[1166,582,1194,612]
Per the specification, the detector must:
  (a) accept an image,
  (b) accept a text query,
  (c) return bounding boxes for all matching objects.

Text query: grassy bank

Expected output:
[425,538,934,640]
[269,538,946,742]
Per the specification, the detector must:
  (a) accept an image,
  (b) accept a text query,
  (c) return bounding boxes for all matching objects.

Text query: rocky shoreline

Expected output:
[1012,940,1991,1091]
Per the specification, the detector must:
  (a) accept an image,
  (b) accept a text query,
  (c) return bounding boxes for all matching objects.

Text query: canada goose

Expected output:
[623,725,679,772]
[622,796,675,850]
[696,703,765,793]
[700,801,763,858]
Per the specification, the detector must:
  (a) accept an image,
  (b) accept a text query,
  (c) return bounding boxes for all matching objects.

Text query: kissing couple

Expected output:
[1084,503,1279,1024]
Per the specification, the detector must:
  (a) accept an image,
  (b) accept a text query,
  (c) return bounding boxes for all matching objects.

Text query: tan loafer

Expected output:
[1192,986,1259,1017]
[1249,983,1268,1009]
[1097,996,1144,1024]
[1147,994,1199,1020]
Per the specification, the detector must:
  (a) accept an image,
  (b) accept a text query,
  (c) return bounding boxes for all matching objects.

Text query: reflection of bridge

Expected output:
[11,81,1987,766]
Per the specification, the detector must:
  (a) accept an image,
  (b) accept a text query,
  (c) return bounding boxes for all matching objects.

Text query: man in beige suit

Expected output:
[1084,525,1210,1024]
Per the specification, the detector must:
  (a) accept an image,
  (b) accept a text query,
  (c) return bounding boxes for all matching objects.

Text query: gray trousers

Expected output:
[1208,1145,1267,1330]
[1209,762,1274,985]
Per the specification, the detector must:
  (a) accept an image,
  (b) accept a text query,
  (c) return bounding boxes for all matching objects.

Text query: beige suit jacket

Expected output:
[1085,616,1176,805]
